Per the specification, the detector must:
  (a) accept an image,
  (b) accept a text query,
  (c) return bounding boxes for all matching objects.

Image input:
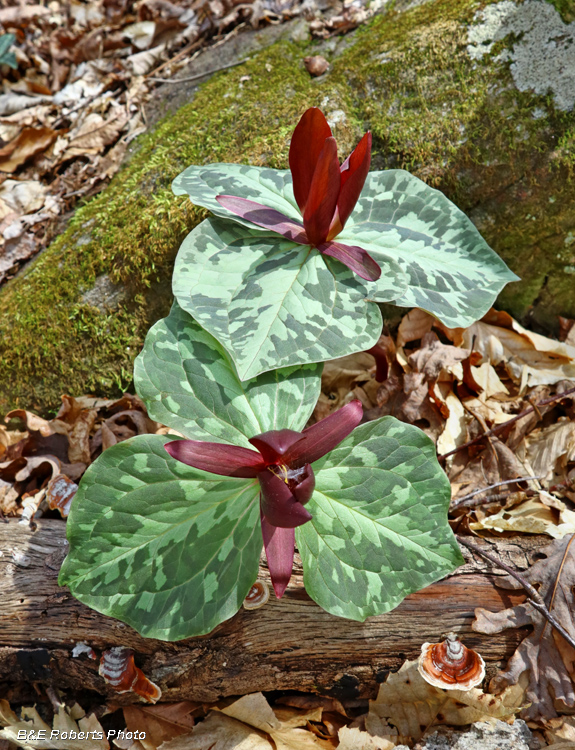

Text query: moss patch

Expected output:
[0,40,357,416]
[1,0,574,416]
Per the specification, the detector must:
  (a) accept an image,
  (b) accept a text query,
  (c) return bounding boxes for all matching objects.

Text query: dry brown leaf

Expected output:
[368,660,522,740]
[336,726,393,749]
[160,712,271,750]
[0,127,57,173]
[0,180,46,221]
[123,703,198,750]
[469,497,562,536]
[526,420,575,481]
[456,310,575,387]
[0,700,109,750]
[473,535,575,720]
[60,109,129,160]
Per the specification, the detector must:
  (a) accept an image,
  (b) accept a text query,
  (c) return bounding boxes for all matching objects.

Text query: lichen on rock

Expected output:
[467,0,575,111]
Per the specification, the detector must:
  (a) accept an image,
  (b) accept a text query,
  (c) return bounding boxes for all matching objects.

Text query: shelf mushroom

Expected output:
[243,580,270,610]
[418,633,485,691]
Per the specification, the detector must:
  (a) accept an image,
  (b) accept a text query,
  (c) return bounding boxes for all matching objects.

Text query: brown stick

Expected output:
[439,385,575,460]
[457,536,575,651]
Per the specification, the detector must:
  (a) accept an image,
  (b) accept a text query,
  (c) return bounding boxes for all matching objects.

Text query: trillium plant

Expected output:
[59,108,518,641]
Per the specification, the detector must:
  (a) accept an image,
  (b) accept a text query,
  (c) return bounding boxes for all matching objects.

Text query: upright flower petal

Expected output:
[333,131,372,232]
[261,514,295,599]
[289,107,333,213]
[216,196,308,244]
[366,343,389,382]
[259,469,313,528]
[165,440,264,478]
[303,137,341,247]
[249,429,306,465]
[320,240,381,281]
[284,399,363,467]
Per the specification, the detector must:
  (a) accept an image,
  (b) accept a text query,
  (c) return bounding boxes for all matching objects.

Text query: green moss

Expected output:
[330,0,575,326]
[0,41,357,417]
[1,0,574,416]
[546,0,575,23]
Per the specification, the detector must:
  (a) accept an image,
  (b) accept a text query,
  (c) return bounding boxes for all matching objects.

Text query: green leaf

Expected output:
[59,435,261,641]
[0,33,17,68]
[134,301,322,446]
[297,417,463,621]
[172,164,301,229]
[337,170,518,327]
[172,218,402,380]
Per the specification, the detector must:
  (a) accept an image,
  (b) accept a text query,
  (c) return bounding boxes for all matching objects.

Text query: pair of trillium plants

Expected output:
[59,109,518,640]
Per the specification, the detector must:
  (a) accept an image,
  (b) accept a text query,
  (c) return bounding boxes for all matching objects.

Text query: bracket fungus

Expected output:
[99,647,162,703]
[418,633,485,691]
[242,580,270,610]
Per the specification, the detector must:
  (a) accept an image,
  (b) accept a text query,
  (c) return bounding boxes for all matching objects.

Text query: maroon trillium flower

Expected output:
[215,108,381,282]
[164,400,363,599]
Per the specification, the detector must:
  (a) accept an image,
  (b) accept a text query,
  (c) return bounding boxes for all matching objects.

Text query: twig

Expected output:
[439,385,575,460]
[451,475,545,509]
[457,536,575,651]
[147,58,250,83]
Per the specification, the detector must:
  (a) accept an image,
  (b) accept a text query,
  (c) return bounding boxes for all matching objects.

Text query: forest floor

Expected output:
[1,1,575,749]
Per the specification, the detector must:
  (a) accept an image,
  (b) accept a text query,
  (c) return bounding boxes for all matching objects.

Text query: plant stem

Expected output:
[457,536,575,651]
[439,385,575,460]
[451,476,545,509]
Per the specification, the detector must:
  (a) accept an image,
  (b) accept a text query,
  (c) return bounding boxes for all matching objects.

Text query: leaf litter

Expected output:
[1,304,575,744]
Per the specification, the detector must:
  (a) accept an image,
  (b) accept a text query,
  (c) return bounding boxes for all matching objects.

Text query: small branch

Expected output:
[451,476,545,509]
[148,58,250,84]
[457,536,575,651]
[439,385,575,460]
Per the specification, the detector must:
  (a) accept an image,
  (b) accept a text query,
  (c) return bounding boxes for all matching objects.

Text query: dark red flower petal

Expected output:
[366,343,389,382]
[249,429,306,465]
[319,240,381,281]
[335,131,372,231]
[259,469,313,528]
[303,137,341,247]
[165,440,264,478]
[260,514,295,599]
[289,107,333,213]
[216,196,308,244]
[291,464,315,505]
[284,399,363,468]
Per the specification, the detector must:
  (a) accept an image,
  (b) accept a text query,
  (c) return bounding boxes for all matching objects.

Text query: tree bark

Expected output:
[0,519,546,703]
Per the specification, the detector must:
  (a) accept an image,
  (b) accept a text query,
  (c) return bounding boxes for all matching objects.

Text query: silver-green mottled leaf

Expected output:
[58,434,261,641]
[134,301,322,447]
[338,170,519,327]
[298,417,463,621]
[172,218,402,381]
[172,164,300,229]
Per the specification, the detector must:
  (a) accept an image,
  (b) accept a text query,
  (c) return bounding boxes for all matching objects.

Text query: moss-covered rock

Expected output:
[1,0,573,416]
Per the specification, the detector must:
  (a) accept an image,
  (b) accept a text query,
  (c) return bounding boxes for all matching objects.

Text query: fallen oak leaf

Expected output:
[0,126,57,173]
[472,534,575,720]
[123,702,198,750]
[368,659,522,741]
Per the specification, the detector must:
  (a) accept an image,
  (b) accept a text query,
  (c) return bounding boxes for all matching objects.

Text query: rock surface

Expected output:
[0,0,573,415]
[411,719,542,750]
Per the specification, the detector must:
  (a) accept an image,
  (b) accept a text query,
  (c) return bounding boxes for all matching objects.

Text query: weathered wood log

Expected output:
[0,519,547,702]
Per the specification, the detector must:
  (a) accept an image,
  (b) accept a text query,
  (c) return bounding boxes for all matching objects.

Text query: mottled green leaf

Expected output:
[134,301,322,447]
[172,164,300,229]
[298,417,463,621]
[338,170,519,327]
[58,435,261,641]
[172,218,404,380]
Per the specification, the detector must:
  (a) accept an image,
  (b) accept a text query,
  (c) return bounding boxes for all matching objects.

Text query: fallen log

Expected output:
[0,519,546,702]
